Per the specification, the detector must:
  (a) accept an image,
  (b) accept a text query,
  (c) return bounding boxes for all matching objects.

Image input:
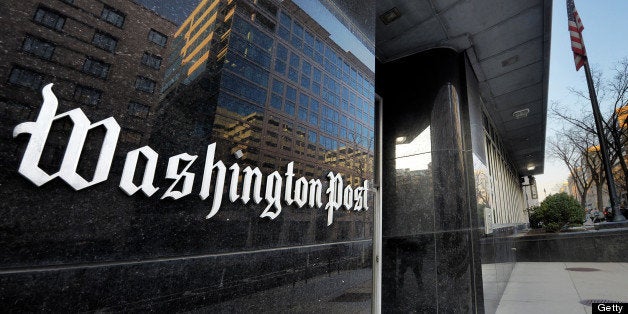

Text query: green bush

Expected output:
[537,192,585,232]
[527,205,543,229]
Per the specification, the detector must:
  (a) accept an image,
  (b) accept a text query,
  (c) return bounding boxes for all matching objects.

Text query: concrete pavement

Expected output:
[496,262,628,314]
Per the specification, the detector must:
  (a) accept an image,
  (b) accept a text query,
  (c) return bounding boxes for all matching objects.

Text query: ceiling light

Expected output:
[527,164,535,171]
[513,108,530,119]
[501,55,520,67]
[396,136,406,143]
[380,7,401,25]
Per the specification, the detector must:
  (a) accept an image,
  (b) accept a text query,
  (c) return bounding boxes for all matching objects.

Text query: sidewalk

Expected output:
[496,262,628,314]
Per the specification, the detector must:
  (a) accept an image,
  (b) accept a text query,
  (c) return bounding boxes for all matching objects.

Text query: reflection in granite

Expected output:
[378,49,485,312]
[0,0,376,311]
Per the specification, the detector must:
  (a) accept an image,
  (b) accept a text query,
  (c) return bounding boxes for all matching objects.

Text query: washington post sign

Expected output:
[12,84,369,226]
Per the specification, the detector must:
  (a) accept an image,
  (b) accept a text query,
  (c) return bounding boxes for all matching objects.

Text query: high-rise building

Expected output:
[0,0,176,154]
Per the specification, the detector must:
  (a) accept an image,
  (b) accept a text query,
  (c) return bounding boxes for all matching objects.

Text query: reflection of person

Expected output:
[396,238,428,290]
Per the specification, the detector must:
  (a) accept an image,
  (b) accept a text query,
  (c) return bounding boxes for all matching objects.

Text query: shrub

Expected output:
[538,192,584,232]
[527,205,543,229]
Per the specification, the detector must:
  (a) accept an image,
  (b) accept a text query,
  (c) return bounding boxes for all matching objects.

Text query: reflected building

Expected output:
[0,0,176,153]
[150,0,375,244]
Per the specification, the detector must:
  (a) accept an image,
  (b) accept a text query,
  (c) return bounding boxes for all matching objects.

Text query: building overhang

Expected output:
[375,0,552,176]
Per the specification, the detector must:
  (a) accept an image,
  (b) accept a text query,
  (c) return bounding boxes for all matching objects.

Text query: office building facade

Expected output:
[0,0,550,312]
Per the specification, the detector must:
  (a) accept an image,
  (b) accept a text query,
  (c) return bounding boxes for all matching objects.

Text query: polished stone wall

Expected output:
[377,49,486,313]
[0,0,376,311]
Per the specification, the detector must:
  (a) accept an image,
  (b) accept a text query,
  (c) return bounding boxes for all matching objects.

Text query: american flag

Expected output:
[567,0,586,70]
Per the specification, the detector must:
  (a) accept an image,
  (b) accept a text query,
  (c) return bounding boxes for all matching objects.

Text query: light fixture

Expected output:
[396,136,406,143]
[501,55,520,67]
[527,164,535,171]
[380,7,401,25]
[513,108,530,119]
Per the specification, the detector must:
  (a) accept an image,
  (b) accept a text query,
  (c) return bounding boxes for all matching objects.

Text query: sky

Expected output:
[535,0,628,201]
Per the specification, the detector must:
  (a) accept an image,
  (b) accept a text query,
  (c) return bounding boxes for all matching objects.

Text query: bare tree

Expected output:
[548,130,593,208]
[551,58,628,201]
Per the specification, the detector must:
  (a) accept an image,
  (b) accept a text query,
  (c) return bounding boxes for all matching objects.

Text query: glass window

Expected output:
[288,67,298,83]
[299,93,309,106]
[300,75,310,89]
[309,112,318,126]
[22,36,55,60]
[82,58,110,79]
[230,35,272,67]
[292,22,303,38]
[225,52,269,87]
[74,85,102,106]
[314,52,323,65]
[274,59,286,75]
[284,100,295,115]
[270,94,282,110]
[34,7,65,31]
[127,101,149,118]
[311,82,320,95]
[304,31,314,46]
[101,5,125,28]
[272,79,284,95]
[315,39,324,53]
[303,45,313,59]
[279,12,291,28]
[308,130,317,143]
[221,72,266,104]
[313,67,321,82]
[310,99,319,113]
[290,35,302,49]
[301,61,311,76]
[276,43,288,61]
[141,52,162,70]
[8,67,43,90]
[289,52,300,68]
[232,17,273,52]
[298,107,307,121]
[278,26,290,41]
[148,29,167,47]
[135,76,156,93]
[285,85,296,101]
[92,31,117,52]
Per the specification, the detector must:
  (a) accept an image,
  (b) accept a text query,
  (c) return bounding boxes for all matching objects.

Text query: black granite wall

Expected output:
[376,49,485,313]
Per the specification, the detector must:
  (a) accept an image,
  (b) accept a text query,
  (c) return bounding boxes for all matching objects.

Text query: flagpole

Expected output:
[582,60,626,221]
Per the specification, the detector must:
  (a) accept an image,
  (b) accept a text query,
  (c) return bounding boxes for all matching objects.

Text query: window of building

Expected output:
[288,67,298,83]
[33,8,65,31]
[279,12,291,28]
[22,36,55,60]
[274,59,286,75]
[92,31,117,52]
[135,76,156,93]
[284,100,295,115]
[312,82,321,95]
[8,67,43,90]
[127,102,150,118]
[148,29,167,47]
[141,52,162,70]
[82,58,110,79]
[270,94,282,110]
[257,0,278,15]
[272,79,284,95]
[74,85,102,106]
[121,129,143,145]
[101,5,125,28]
[285,85,296,101]
[289,52,300,68]
[276,43,288,61]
